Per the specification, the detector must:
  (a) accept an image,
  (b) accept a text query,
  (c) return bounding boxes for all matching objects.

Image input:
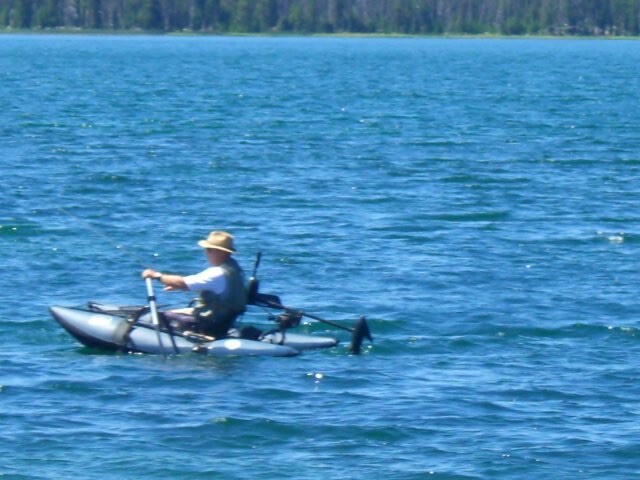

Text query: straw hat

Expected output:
[197,230,236,253]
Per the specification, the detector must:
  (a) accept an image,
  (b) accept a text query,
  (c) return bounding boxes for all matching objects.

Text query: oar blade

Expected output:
[349,316,372,355]
[251,292,284,309]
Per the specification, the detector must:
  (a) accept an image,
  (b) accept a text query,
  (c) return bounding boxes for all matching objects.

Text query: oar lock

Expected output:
[274,308,303,329]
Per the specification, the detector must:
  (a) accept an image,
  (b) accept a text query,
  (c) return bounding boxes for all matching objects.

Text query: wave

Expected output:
[461,322,640,340]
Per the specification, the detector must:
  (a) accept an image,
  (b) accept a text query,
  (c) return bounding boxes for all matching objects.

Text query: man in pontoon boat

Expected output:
[141,230,247,339]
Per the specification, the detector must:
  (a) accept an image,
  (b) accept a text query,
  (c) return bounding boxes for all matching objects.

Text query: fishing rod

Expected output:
[57,206,153,269]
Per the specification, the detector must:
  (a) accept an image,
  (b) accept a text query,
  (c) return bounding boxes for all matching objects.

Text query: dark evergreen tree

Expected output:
[36,0,60,27]
[255,0,277,30]
[140,0,163,29]
[15,0,34,28]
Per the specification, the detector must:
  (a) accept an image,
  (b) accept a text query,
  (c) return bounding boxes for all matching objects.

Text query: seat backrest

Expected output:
[246,276,259,305]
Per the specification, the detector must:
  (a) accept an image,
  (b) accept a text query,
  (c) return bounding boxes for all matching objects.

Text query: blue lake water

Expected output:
[1,34,640,479]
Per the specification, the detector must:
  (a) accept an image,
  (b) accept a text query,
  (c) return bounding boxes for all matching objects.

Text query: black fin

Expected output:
[349,316,372,354]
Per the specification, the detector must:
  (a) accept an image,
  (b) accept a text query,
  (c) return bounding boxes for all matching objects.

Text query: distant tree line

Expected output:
[1,0,639,35]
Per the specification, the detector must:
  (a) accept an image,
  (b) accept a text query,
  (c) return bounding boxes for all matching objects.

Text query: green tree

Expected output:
[121,0,140,28]
[255,0,277,31]
[201,0,219,29]
[0,3,10,26]
[140,0,163,29]
[393,0,414,33]
[288,0,318,32]
[35,0,60,27]
[232,0,254,31]
[190,0,204,29]
[86,0,103,28]
[14,0,34,28]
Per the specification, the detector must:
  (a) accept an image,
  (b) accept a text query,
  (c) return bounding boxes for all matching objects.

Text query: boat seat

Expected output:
[162,310,197,331]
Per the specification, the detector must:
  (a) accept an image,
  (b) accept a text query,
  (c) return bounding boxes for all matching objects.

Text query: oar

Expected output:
[145,277,167,357]
[299,310,372,355]
[253,293,372,354]
[349,317,372,355]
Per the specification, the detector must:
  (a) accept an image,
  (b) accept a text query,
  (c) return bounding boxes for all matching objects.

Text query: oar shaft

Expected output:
[300,311,354,333]
[145,277,166,356]
[254,292,357,333]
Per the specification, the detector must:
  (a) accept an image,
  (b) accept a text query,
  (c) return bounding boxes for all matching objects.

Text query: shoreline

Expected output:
[1,27,639,40]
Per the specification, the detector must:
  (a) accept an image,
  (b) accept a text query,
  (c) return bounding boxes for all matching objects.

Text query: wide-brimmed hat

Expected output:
[197,230,236,253]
